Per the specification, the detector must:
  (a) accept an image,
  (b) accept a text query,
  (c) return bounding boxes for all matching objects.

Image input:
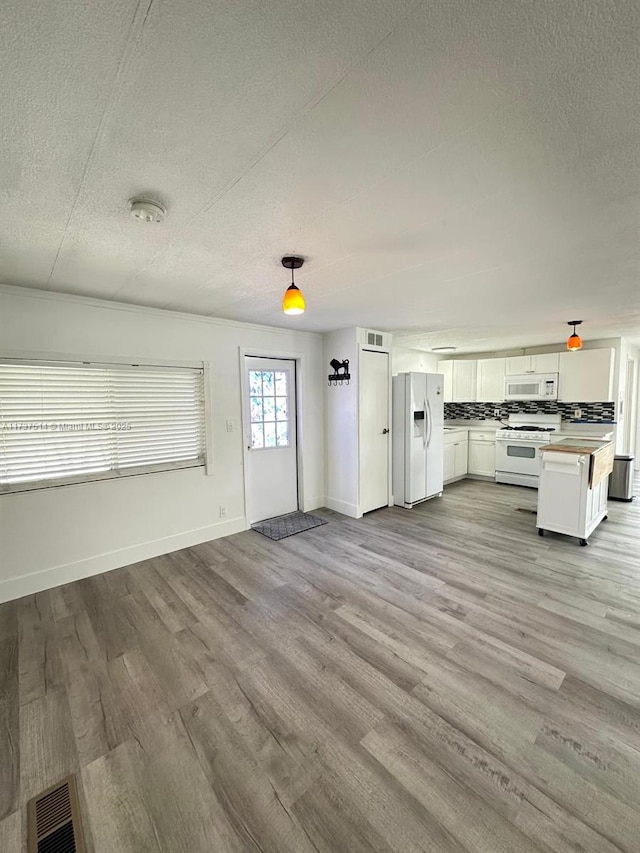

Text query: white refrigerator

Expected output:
[392,372,444,508]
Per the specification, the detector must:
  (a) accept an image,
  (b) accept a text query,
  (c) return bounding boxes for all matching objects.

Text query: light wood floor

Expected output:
[1,478,640,852]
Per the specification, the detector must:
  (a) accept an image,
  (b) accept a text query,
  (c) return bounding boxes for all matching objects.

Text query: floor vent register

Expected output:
[28,775,86,853]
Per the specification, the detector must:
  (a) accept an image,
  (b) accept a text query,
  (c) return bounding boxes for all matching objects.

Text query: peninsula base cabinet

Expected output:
[537,444,612,545]
[444,431,468,484]
[467,431,496,478]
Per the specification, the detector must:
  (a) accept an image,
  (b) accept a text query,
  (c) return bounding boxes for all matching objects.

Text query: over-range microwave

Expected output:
[504,373,558,401]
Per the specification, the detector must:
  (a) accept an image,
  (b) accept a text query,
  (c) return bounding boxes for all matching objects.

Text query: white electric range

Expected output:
[495,414,562,488]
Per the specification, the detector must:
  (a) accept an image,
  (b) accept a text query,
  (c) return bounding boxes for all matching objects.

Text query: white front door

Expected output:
[245,357,298,523]
[359,349,390,513]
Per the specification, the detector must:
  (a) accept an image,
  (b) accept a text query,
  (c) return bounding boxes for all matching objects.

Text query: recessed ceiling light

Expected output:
[128,198,166,223]
[432,346,457,353]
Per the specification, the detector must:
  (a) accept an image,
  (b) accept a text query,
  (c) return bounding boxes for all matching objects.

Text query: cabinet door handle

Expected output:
[382,428,389,434]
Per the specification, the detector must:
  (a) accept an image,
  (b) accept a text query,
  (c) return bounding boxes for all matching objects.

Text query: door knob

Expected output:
[382,428,389,434]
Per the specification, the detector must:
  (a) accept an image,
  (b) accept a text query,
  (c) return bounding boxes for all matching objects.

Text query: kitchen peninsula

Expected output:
[536,438,615,546]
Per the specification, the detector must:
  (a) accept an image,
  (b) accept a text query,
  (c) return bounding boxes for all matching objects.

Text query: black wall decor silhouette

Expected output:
[328,358,351,386]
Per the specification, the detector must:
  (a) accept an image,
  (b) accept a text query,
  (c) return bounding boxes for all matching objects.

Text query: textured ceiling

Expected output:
[1,0,639,352]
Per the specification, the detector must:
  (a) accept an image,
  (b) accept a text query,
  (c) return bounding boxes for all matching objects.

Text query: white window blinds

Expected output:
[0,361,206,493]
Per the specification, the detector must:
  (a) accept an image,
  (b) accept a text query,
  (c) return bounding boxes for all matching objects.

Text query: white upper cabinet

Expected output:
[532,353,560,373]
[436,360,477,401]
[476,358,505,402]
[437,361,453,402]
[558,348,615,402]
[440,349,613,404]
[505,353,559,375]
[452,360,477,401]
[505,355,530,375]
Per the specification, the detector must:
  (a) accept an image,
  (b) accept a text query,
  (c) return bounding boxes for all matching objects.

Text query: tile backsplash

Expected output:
[444,400,615,422]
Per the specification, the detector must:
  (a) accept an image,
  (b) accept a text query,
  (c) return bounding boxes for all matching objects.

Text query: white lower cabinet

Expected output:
[468,431,496,478]
[444,442,455,482]
[444,431,468,484]
[454,440,468,478]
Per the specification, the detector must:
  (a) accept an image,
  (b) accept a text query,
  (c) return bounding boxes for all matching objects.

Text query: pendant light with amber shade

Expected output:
[566,320,583,351]
[281,256,305,315]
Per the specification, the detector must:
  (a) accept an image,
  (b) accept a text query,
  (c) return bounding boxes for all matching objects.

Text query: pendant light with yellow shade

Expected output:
[281,256,305,315]
[566,320,583,351]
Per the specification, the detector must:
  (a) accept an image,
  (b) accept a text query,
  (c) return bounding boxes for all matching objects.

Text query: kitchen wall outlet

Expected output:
[225,419,233,432]
[219,505,226,518]
[574,408,582,419]
[493,408,501,418]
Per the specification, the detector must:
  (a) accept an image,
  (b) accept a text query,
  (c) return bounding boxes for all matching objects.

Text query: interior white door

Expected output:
[359,349,389,513]
[245,357,298,523]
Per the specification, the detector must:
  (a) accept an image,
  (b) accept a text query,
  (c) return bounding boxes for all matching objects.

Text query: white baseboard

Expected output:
[443,474,466,485]
[324,496,360,518]
[302,496,325,512]
[0,517,246,603]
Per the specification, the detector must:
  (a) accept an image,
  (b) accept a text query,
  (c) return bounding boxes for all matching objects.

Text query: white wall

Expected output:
[0,286,324,602]
[391,346,439,375]
[324,328,359,517]
[636,374,640,471]
[618,340,639,460]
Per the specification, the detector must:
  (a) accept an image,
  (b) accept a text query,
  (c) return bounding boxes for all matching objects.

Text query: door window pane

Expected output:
[250,397,263,422]
[249,369,290,449]
[262,397,275,421]
[275,397,288,421]
[276,422,289,446]
[251,423,264,448]
[249,371,263,395]
[275,372,287,396]
[264,422,276,447]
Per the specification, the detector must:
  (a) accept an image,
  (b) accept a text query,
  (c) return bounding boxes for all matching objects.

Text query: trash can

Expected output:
[608,455,634,501]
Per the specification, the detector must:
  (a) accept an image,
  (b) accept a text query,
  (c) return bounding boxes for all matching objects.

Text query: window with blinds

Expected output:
[0,361,206,493]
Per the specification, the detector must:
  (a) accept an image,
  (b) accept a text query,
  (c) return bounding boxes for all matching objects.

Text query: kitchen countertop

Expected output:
[444,421,502,432]
[557,429,613,440]
[443,426,497,434]
[543,438,614,455]
[444,420,613,440]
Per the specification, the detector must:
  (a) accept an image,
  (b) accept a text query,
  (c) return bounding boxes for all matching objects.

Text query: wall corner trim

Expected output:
[324,497,361,518]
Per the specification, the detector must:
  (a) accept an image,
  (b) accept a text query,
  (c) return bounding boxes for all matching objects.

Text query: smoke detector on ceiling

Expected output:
[128,198,166,223]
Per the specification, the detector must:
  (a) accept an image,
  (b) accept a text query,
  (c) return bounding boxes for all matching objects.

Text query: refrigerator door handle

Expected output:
[424,398,431,449]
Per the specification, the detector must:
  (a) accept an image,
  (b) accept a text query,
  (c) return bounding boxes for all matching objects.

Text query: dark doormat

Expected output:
[251,511,328,541]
